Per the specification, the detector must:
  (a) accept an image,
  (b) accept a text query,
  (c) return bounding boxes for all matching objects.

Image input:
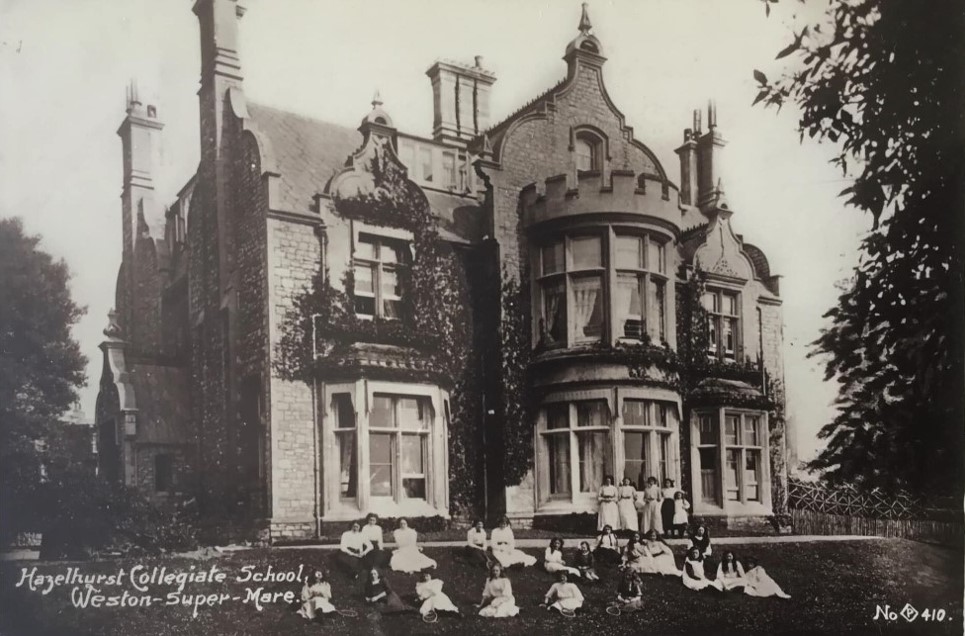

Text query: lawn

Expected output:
[0,539,960,635]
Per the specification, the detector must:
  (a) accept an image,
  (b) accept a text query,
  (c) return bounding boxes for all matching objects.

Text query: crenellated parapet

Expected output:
[520,169,681,233]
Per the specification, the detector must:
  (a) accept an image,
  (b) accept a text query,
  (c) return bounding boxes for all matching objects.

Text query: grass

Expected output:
[0,539,961,635]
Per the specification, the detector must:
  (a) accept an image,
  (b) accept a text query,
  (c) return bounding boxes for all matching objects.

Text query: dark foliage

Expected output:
[755,1,965,495]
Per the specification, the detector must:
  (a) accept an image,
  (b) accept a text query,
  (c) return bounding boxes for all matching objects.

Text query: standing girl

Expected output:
[638,477,663,534]
[477,563,520,617]
[660,478,677,536]
[573,541,600,581]
[617,477,639,533]
[597,476,620,531]
[491,517,537,568]
[543,538,581,578]
[671,491,691,538]
[594,525,622,565]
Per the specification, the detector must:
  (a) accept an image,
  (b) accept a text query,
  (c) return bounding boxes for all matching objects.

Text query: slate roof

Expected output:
[247,102,361,214]
[129,363,191,445]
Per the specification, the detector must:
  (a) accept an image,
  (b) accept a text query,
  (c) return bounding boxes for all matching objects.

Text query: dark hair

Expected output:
[550,537,563,550]
[366,513,379,522]
[558,571,568,581]
[664,477,674,486]
[601,524,613,534]
[647,476,658,484]
[687,547,703,561]
[579,541,590,550]
[499,516,510,526]
[604,475,614,484]
[472,519,484,527]
[488,562,505,580]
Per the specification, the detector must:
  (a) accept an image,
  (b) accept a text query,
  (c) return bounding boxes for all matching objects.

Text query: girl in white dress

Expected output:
[361,513,389,569]
[716,551,747,591]
[644,529,681,576]
[622,532,655,575]
[390,518,437,573]
[543,538,581,578]
[597,475,620,531]
[594,524,622,565]
[743,558,791,599]
[682,547,723,592]
[638,476,663,534]
[491,517,537,568]
[541,571,584,614]
[416,571,461,617]
[617,477,639,533]
[333,521,373,576]
[671,491,691,538]
[477,563,520,617]
[297,570,336,620]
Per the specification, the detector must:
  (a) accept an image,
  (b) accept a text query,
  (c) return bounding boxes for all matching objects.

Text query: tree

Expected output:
[754,1,965,495]
[0,217,87,541]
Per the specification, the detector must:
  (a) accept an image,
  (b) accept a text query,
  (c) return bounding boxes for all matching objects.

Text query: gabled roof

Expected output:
[247,102,361,214]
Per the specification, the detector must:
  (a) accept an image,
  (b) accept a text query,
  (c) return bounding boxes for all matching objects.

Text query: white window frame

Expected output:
[351,227,412,320]
[691,407,770,514]
[704,287,741,362]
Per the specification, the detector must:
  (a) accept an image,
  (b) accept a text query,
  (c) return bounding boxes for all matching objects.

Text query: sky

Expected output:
[0,0,870,464]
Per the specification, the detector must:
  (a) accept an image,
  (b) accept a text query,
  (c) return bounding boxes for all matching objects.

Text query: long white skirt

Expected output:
[650,550,681,576]
[598,501,620,531]
[479,596,519,617]
[493,548,536,568]
[683,572,723,592]
[420,592,459,615]
[298,596,336,619]
[641,501,663,533]
[720,575,746,591]
[551,597,583,612]
[617,500,639,532]
[545,561,581,578]
[390,546,438,573]
[744,569,791,599]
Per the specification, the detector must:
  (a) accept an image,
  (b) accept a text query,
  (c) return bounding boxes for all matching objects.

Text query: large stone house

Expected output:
[96,1,793,541]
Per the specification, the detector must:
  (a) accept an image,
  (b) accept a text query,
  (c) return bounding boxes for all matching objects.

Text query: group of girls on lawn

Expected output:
[297,512,789,622]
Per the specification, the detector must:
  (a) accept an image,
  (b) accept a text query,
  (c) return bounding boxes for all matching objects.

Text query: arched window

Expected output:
[574,132,602,173]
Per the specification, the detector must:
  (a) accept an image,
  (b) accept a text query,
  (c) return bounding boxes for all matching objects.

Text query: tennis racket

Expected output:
[422,610,439,623]
[606,603,622,616]
[336,608,359,618]
[559,607,577,618]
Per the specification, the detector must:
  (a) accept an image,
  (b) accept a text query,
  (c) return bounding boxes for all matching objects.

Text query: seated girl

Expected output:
[416,571,461,618]
[715,551,747,591]
[477,563,520,617]
[614,570,644,612]
[390,518,437,573]
[362,512,390,569]
[573,541,600,581]
[682,547,723,592]
[689,524,712,557]
[364,568,415,613]
[541,571,584,615]
[333,521,373,577]
[643,529,681,576]
[594,524,622,565]
[464,519,491,569]
[543,538,581,578]
[297,570,336,620]
[743,558,791,599]
[490,517,537,568]
[622,532,655,575]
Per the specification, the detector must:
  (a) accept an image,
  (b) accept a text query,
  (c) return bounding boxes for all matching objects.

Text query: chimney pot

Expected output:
[474,55,484,68]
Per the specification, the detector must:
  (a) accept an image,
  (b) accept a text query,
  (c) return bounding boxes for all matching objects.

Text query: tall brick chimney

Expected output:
[117,79,164,255]
[426,57,496,147]
[674,109,700,207]
[696,100,726,211]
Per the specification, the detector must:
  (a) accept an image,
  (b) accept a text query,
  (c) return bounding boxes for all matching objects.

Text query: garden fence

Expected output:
[786,478,962,546]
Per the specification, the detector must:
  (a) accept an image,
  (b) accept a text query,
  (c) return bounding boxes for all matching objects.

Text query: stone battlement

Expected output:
[520,170,681,231]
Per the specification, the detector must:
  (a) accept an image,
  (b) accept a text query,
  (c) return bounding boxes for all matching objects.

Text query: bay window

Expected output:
[538,397,679,508]
[693,409,767,510]
[537,230,671,348]
[368,395,430,502]
[333,394,357,501]
[353,234,409,319]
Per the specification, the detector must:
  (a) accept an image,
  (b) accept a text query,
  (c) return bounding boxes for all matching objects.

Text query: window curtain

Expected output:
[573,277,602,339]
[578,431,608,492]
[543,282,565,343]
[548,435,571,495]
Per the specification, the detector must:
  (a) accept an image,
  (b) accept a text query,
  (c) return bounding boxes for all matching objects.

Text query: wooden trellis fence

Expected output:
[787,478,962,545]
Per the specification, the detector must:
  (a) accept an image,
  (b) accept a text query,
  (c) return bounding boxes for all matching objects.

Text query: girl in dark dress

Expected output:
[594,524,622,565]
[689,524,712,557]
[660,478,677,536]
[573,541,600,581]
[363,568,415,614]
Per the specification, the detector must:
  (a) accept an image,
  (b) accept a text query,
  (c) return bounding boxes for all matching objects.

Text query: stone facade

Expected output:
[95,2,792,541]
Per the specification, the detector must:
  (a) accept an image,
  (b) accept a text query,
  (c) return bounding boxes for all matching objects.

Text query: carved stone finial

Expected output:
[104,309,123,339]
[480,132,494,158]
[579,2,593,35]
[372,90,383,108]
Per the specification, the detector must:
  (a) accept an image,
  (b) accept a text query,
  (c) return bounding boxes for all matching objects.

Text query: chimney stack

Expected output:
[696,100,726,210]
[118,79,164,251]
[426,58,496,146]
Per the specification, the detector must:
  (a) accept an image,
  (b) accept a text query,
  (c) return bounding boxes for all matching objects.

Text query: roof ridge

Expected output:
[483,76,567,140]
